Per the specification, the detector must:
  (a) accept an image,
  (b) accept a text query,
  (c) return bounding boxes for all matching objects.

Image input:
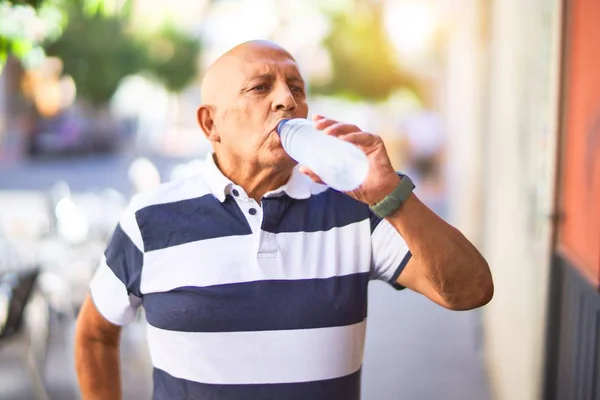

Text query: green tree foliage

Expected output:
[314,3,421,102]
[43,6,146,105]
[43,5,201,105]
[6,0,44,8]
[0,0,106,71]
[1,0,201,105]
[1,1,58,69]
[145,24,202,93]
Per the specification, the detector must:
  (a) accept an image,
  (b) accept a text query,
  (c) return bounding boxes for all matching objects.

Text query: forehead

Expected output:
[231,48,303,81]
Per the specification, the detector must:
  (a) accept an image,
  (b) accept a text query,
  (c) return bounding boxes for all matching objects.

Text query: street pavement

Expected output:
[0,155,490,400]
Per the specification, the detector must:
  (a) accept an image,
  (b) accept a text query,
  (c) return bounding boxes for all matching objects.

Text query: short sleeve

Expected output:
[90,198,144,326]
[369,212,412,290]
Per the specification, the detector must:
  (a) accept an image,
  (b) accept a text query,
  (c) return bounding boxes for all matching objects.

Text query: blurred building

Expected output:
[0,58,29,163]
[442,0,599,399]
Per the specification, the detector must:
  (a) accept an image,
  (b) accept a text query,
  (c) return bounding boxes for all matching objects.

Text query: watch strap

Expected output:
[370,175,415,218]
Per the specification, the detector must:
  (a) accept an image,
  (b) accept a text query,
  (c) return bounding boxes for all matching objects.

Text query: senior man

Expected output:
[75,40,493,400]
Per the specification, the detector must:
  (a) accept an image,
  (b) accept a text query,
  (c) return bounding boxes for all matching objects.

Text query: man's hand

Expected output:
[298,114,401,205]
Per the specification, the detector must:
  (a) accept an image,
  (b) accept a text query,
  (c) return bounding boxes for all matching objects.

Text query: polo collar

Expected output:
[200,153,313,202]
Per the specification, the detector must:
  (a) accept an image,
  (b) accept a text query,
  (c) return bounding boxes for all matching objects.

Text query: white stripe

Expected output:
[371,219,410,281]
[89,258,142,326]
[134,175,212,209]
[140,221,372,294]
[147,320,366,385]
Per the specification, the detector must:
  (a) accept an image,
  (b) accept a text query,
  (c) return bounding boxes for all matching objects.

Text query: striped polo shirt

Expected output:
[90,154,412,400]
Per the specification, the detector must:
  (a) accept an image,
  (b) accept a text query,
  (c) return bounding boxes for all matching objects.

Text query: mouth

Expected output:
[271,120,285,135]
[271,117,295,134]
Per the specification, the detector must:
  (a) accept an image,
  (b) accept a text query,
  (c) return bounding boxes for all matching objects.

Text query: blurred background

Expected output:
[0,0,598,399]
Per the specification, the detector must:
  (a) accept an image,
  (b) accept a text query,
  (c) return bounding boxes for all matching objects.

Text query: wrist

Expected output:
[370,174,402,205]
[369,174,415,218]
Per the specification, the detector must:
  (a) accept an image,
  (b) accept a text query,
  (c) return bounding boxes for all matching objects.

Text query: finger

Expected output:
[299,166,324,184]
[312,114,326,122]
[338,132,379,148]
[324,122,362,137]
[299,165,325,184]
[313,117,339,131]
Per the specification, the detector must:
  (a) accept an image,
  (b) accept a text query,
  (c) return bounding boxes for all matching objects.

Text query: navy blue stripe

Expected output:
[152,367,361,400]
[389,251,412,290]
[369,211,382,233]
[144,273,369,332]
[136,194,252,252]
[104,223,143,297]
[261,189,370,233]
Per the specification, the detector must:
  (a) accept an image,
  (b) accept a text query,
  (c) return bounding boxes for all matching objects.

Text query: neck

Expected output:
[213,153,293,203]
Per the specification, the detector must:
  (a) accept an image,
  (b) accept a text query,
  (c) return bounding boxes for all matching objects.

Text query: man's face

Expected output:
[211,47,309,168]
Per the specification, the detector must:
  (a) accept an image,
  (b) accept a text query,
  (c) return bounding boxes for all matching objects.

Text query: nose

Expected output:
[271,84,297,112]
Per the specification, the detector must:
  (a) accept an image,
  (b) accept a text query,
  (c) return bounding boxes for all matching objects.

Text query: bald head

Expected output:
[196,39,308,172]
[201,40,295,104]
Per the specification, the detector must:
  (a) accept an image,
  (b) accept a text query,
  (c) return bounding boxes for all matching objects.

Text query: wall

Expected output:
[479,0,563,399]
[443,0,486,245]
[558,0,600,287]
[544,0,600,397]
[443,0,564,399]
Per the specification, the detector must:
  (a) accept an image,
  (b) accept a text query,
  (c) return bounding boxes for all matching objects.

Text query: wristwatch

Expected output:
[370,174,415,218]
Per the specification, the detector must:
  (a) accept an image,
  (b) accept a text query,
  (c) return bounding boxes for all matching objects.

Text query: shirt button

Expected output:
[249,208,257,215]
[232,189,239,197]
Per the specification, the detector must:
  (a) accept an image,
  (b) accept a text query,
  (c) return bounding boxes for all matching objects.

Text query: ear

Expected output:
[197,105,220,142]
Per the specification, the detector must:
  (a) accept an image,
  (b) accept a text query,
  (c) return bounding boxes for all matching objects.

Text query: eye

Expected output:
[251,84,269,92]
[290,85,304,94]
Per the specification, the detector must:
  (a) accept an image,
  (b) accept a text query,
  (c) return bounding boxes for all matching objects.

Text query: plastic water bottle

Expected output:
[277,118,369,191]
